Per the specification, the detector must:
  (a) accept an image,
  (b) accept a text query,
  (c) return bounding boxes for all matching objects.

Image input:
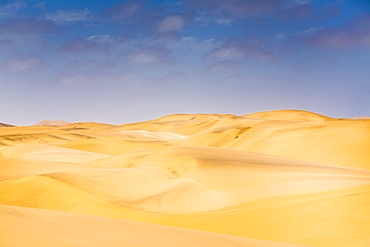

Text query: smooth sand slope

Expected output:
[227,121,370,170]
[1,109,370,247]
[0,205,305,247]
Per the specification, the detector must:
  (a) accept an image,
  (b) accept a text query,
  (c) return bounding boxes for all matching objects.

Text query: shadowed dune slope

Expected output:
[0,122,15,127]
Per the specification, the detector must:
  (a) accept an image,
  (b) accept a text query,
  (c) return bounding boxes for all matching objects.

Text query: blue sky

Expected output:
[1,0,370,125]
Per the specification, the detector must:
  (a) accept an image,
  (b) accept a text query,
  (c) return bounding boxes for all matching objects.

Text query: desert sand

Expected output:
[1,109,370,246]
[0,122,15,127]
[34,120,71,127]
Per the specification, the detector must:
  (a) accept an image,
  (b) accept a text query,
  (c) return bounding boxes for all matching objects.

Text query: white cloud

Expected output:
[195,16,233,25]
[207,44,246,60]
[0,1,27,18]
[169,36,219,56]
[43,8,93,23]
[7,1,27,10]
[58,35,126,52]
[180,36,197,42]
[86,35,126,47]
[286,0,312,8]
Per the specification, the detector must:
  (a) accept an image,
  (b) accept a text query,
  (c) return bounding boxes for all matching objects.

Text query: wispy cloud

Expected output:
[43,8,93,23]
[208,60,240,74]
[205,38,276,61]
[3,54,43,72]
[278,2,342,22]
[0,0,27,18]
[102,1,195,39]
[0,18,56,35]
[128,45,173,66]
[103,0,145,22]
[304,14,370,48]
[58,35,126,52]
[58,38,101,52]
[35,1,46,10]
[185,0,285,19]
[279,3,313,20]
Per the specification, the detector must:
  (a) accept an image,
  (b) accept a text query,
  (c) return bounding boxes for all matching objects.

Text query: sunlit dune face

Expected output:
[1,110,370,247]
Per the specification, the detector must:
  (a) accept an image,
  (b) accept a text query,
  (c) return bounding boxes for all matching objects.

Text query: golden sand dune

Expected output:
[0,144,110,162]
[227,121,370,170]
[56,138,171,155]
[2,146,370,213]
[0,205,305,247]
[0,157,89,182]
[1,109,370,247]
[120,113,264,135]
[0,126,97,146]
[0,122,15,127]
[351,116,370,120]
[244,109,332,121]
[34,120,71,127]
[88,130,187,140]
[0,132,72,146]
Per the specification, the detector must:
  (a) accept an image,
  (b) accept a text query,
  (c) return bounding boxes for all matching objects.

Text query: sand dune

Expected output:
[244,109,332,122]
[120,113,264,135]
[1,109,370,246]
[0,144,110,162]
[0,205,305,247]
[0,122,15,127]
[56,138,171,155]
[351,116,370,120]
[2,146,370,213]
[35,120,71,127]
[0,157,89,182]
[227,121,370,170]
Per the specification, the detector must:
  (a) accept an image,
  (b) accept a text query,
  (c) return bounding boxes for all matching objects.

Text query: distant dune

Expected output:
[34,120,71,127]
[244,109,331,121]
[351,116,370,119]
[0,122,15,127]
[1,109,370,247]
